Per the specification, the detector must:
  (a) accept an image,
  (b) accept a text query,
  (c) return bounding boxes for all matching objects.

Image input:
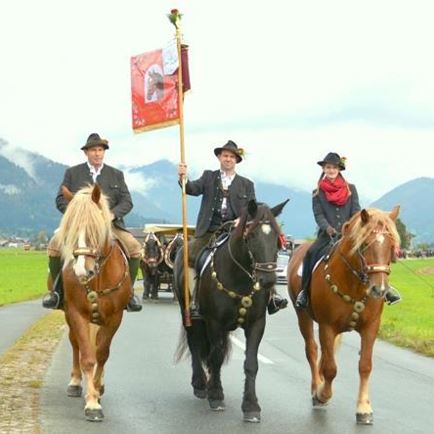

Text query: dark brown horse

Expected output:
[174,199,288,422]
[140,232,164,300]
[57,184,130,421]
[287,207,400,425]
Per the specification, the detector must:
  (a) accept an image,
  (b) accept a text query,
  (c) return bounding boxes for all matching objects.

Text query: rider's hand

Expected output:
[326,226,337,237]
[178,163,187,177]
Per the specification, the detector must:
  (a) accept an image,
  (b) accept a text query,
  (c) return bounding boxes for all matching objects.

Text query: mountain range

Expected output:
[0,139,433,244]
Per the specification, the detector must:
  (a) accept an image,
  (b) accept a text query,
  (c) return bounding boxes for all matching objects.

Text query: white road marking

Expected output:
[230,335,274,365]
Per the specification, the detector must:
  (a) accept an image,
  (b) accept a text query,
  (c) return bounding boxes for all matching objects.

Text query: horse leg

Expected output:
[69,314,103,421]
[356,325,379,425]
[206,320,227,411]
[241,317,265,423]
[296,310,321,398]
[315,325,337,406]
[66,326,83,397]
[143,275,150,300]
[185,322,208,399]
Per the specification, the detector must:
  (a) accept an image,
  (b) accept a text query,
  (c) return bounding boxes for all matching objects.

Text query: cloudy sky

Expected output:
[1,0,434,204]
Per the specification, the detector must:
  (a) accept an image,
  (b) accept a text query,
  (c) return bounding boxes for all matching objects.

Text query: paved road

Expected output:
[0,299,47,354]
[40,288,434,434]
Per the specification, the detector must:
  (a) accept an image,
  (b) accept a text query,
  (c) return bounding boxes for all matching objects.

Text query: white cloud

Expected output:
[1,0,434,203]
[0,140,37,180]
[124,171,157,195]
[0,184,21,195]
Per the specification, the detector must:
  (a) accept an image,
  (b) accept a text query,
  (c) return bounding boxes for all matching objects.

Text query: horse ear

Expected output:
[92,184,101,204]
[389,205,400,222]
[248,200,258,218]
[271,199,290,217]
[360,209,370,224]
[341,221,350,235]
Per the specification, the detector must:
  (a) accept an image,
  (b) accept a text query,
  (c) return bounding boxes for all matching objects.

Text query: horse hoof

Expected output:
[66,385,82,397]
[85,408,104,422]
[312,395,328,408]
[356,412,374,425]
[243,411,261,423]
[193,388,207,399]
[209,399,225,411]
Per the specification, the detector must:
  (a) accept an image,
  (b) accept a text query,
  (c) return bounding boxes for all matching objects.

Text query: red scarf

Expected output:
[319,175,349,206]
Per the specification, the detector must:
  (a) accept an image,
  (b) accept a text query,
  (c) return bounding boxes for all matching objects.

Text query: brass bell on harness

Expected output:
[351,312,360,320]
[241,296,252,308]
[237,317,245,324]
[343,294,351,303]
[217,282,223,290]
[87,291,98,303]
[253,282,260,291]
[91,303,98,311]
[211,271,217,280]
[325,274,331,282]
[354,301,365,313]
[349,320,357,328]
[228,291,237,298]
[330,284,338,293]
[239,307,247,316]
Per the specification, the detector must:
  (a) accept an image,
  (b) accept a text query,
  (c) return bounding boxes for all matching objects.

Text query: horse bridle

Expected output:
[142,232,164,267]
[335,230,392,285]
[228,219,278,282]
[72,242,129,294]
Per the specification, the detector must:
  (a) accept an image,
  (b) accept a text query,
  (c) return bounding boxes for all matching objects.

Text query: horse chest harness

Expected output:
[73,242,129,324]
[208,223,278,327]
[323,238,392,331]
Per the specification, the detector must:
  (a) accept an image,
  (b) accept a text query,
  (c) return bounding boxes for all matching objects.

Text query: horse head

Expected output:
[143,232,163,269]
[58,184,113,283]
[233,199,289,289]
[341,206,400,299]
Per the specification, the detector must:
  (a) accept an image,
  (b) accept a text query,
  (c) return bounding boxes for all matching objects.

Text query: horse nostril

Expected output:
[87,270,95,278]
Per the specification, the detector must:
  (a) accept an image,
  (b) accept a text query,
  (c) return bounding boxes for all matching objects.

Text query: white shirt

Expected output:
[87,162,104,183]
[220,170,236,215]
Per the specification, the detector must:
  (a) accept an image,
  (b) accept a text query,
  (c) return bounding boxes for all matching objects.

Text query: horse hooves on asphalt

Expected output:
[312,395,329,408]
[209,399,225,411]
[66,385,82,397]
[85,408,104,422]
[193,388,207,399]
[356,412,374,425]
[243,411,261,423]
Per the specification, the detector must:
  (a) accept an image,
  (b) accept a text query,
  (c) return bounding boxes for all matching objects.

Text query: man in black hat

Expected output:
[178,140,288,317]
[42,133,142,312]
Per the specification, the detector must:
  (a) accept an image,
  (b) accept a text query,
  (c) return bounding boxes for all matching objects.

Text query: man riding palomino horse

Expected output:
[295,152,401,309]
[177,140,288,318]
[42,133,142,312]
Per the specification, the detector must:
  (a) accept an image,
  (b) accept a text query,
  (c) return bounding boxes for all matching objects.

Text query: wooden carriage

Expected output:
[141,223,195,297]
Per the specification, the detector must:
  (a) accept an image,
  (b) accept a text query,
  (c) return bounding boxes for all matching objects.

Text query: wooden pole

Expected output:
[175,25,192,327]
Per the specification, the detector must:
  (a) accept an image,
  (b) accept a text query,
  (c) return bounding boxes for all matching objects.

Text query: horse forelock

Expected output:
[347,208,400,256]
[247,204,280,235]
[57,186,113,262]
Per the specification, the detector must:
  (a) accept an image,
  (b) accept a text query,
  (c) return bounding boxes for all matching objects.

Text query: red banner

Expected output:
[131,48,180,132]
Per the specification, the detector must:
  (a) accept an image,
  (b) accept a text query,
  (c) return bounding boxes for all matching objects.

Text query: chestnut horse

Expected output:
[174,199,288,423]
[287,207,400,425]
[57,184,130,421]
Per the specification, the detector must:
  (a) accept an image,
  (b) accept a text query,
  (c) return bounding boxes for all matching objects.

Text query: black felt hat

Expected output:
[317,152,345,170]
[213,140,243,163]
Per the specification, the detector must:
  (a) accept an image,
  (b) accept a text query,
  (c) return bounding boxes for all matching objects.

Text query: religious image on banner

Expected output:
[131,42,190,133]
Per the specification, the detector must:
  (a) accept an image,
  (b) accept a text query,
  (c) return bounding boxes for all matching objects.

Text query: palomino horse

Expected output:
[175,199,288,422]
[287,207,400,425]
[57,184,130,421]
[140,232,164,300]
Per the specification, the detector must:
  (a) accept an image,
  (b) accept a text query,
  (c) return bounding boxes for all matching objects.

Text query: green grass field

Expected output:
[1,248,433,357]
[0,248,48,305]
[381,259,434,357]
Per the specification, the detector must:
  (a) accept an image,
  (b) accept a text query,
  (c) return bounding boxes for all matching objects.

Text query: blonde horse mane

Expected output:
[57,185,113,264]
[346,208,400,256]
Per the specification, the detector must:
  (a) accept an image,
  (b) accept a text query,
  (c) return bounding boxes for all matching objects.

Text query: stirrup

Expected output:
[295,290,308,309]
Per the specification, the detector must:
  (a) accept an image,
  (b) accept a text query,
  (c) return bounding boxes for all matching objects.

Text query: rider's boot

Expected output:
[295,268,310,309]
[267,290,289,315]
[188,268,202,320]
[385,286,402,305]
[126,257,142,312]
[42,256,64,309]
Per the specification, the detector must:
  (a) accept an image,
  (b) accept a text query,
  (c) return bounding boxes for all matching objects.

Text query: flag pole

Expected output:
[171,10,191,327]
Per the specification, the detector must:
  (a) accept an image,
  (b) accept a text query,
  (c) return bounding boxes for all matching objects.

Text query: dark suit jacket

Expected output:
[55,163,133,229]
[312,183,360,239]
[185,170,256,237]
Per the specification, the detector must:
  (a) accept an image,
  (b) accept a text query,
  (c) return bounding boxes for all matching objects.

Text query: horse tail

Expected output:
[174,325,188,363]
[174,322,210,365]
